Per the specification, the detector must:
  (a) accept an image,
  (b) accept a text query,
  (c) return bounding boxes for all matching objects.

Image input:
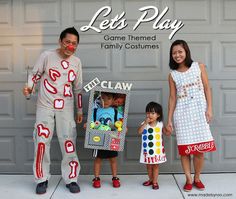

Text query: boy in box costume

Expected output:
[23,27,83,194]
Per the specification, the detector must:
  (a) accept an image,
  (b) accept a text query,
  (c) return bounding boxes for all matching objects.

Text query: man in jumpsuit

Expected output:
[23,27,83,194]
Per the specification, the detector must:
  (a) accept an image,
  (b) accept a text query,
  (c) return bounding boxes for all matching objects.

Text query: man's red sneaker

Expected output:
[193,180,205,190]
[92,177,101,188]
[183,183,192,192]
[112,177,121,188]
[142,180,153,186]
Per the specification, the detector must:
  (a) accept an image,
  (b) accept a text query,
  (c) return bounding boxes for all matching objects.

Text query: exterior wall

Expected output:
[0,0,236,174]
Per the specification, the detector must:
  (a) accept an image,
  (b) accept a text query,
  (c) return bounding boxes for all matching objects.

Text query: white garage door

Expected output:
[0,0,235,174]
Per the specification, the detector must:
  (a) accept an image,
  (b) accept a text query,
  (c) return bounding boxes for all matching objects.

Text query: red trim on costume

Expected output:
[49,69,61,81]
[36,142,45,179]
[143,152,166,164]
[54,99,64,109]
[68,70,76,82]
[37,124,50,138]
[44,79,57,94]
[65,140,75,153]
[78,94,82,108]
[61,60,69,69]
[69,161,78,179]
[178,140,216,155]
[63,84,72,97]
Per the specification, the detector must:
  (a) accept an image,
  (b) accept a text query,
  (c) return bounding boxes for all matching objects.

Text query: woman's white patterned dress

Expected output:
[170,62,216,155]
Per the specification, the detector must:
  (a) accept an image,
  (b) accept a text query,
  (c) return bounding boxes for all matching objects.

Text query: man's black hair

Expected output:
[60,27,80,43]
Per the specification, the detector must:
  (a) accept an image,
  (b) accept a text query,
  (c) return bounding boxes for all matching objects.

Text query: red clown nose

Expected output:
[66,45,75,52]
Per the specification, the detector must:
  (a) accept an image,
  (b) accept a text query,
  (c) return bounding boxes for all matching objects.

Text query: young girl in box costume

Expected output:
[167,40,216,192]
[138,102,169,190]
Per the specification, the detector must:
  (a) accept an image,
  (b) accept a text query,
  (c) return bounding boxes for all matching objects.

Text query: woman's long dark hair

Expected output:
[169,40,193,70]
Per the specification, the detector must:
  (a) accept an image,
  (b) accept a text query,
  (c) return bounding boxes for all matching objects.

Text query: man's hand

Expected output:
[76,113,83,124]
[22,85,34,96]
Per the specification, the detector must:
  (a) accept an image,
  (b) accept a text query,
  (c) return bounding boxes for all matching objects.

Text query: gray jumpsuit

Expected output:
[28,49,82,184]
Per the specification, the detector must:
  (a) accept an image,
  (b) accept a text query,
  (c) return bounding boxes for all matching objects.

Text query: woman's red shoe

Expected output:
[183,183,192,192]
[193,180,205,190]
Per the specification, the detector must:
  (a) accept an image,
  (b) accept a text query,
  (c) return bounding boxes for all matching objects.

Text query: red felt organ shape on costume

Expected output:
[37,124,50,138]
[54,99,64,109]
[69,161,78,179]
[49,69,61,81]
[78,94,82,108]
[44,79,57,94]
[61,60,69,69]
[32,73,41,84]
[65,140,75,153]
[68,70,76,82]
[36,142,45,179]
[64,84,72,97]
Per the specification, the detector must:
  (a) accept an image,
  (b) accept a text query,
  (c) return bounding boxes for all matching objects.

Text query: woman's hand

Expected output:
[166,121,173,133]
[205,109,213,123]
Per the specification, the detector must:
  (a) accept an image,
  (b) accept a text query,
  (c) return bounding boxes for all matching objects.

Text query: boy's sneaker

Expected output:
[92,177,101,188]
[112,177,121,188]
[36,180,48,194]
[66,182,80,193]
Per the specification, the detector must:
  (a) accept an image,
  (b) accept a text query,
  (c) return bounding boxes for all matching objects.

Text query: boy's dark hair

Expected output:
[169,40,193,70]
[60,27,80,43]
[114,93,126,99]
[146,102,163,122]
[101,92,115,98]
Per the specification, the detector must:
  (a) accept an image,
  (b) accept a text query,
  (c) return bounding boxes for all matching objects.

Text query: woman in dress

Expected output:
[167,40,216,192]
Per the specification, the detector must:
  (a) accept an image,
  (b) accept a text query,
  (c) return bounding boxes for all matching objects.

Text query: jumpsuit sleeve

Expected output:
[28,51,48,88]
[117,112,123,121]
[72,59,83,114]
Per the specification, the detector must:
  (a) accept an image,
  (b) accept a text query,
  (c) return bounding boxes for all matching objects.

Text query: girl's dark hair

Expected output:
[146,102,163,122]
[169,40,193,70]
[60,27,80,43]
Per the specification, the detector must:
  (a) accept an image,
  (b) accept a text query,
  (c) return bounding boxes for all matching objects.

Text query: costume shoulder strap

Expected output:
[114,108,118,121]
[93,108,98,122]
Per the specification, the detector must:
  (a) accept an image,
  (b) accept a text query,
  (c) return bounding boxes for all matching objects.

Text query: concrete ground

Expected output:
[0,174,235,199]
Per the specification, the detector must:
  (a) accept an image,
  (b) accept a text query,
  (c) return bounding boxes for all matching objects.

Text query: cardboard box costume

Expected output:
[84,86,130,152]
[28,49,82,184]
